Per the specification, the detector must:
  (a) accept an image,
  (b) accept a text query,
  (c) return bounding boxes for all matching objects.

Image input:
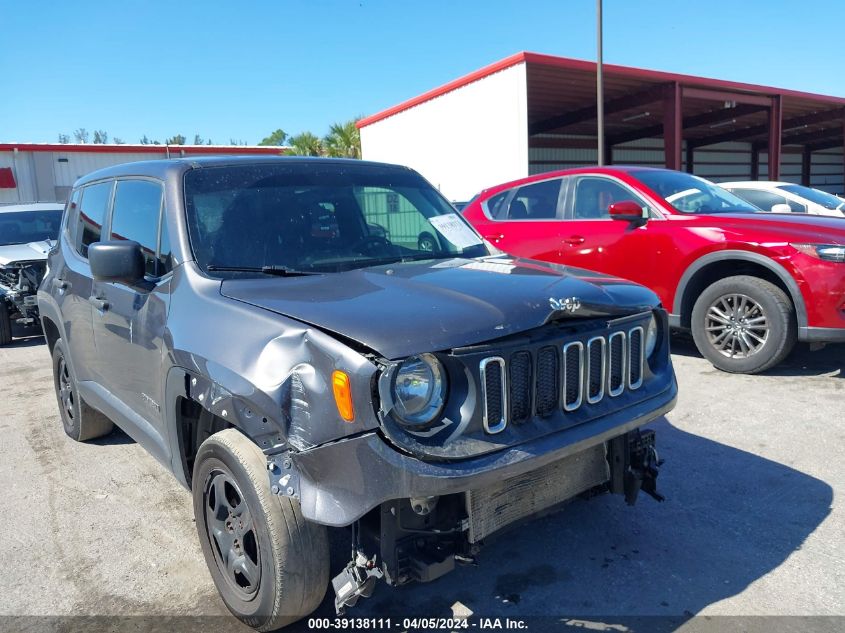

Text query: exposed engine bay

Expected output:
[332,429,663,612]
[0,260,47,327]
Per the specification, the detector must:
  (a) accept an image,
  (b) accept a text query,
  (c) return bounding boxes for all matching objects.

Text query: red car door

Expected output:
[556,174,668,294]
[469,176,566,262]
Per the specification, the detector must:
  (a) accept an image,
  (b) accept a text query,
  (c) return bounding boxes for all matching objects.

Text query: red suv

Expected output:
[462,167,845,374]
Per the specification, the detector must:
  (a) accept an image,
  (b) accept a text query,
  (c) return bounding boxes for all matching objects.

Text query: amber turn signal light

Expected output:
[332,370,355,422]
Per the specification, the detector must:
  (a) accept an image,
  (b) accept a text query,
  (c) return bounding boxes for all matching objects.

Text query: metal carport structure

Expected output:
[359,52,845,201]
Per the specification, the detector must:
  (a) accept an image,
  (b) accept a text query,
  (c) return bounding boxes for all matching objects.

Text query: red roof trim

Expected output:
[357,51,845,129]
[0,143,287,155]
[356,52,529,129]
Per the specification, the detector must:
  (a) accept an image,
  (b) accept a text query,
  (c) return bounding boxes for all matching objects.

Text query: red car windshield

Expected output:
[636,170,760,215]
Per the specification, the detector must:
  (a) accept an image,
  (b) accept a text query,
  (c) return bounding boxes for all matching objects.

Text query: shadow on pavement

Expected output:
[297,418,832,633]
[4,334,46,349]
[91,426,136,446]
[669,332,844,378]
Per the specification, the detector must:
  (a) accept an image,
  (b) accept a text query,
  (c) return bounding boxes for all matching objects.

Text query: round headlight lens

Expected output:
[645,314,659,358]
[392,353,446,426]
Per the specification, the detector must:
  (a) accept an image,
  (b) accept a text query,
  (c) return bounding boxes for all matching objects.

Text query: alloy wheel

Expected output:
[704,293,769,358]
[57,357,75,423]
[204,471,261,600]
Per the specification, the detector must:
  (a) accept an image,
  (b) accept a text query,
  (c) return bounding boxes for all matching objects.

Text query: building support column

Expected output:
[663,82,682,170]
[768,95,783,180]
[801,147,812,186]
[685,145,694,173]
[751,146,760,180]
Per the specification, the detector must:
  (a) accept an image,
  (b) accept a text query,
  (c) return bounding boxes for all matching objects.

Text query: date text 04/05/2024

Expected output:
[307,618,528,630]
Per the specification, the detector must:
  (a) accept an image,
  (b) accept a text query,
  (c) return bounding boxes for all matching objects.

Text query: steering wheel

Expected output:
[350,235,393,254]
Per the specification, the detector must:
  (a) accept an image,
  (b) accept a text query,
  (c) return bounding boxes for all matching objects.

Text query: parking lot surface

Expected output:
[1,334,843,632]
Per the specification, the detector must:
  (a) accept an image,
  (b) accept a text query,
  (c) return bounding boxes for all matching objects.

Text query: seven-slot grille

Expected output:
[480,327,645,434]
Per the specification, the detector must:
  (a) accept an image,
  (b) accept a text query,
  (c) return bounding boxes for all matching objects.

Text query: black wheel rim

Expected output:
[57,356,75,424]
[204,470,261,600]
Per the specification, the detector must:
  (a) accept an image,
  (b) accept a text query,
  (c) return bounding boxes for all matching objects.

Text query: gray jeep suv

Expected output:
[38,157,677,630]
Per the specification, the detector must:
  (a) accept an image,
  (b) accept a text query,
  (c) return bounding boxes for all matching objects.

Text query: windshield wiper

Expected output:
[206,265,320,277]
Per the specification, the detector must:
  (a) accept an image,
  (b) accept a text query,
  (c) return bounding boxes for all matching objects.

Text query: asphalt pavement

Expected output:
[0,334,842,633]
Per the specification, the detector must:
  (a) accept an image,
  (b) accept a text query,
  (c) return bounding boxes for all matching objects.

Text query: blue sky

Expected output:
[1,0,842,145]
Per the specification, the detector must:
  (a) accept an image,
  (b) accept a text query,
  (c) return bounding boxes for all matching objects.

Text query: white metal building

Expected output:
[358,52,845,202]
[0,143,288,204]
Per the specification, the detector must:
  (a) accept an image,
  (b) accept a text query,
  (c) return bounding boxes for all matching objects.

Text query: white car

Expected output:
[0,202,64,344]
[720,181,845,217]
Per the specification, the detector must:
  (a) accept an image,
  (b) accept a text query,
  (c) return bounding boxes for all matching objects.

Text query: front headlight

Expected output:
[392,353,447,426]
[791,243,845,263]
[645,314,659,359]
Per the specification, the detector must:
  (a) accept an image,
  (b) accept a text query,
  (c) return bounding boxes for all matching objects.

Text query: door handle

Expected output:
[563,235,586,246]
[89,296,109,312]
[52,278,68,291]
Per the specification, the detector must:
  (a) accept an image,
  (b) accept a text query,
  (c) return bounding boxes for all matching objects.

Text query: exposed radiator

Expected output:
[465,443,610,543]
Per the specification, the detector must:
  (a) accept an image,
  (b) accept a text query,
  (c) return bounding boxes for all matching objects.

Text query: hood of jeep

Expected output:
[219,256,659,359]
[0,240,52,267]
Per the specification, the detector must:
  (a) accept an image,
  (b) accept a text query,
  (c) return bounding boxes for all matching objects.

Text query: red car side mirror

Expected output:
[608,200,647,223]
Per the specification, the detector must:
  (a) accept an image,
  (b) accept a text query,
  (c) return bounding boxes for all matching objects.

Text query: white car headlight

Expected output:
[392,353,447,426]
[645,314,659,359]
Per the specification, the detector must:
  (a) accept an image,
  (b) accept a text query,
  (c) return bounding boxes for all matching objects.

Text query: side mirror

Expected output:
[608,200,648,223]
[89,241,145,284]
[770,203,792,214]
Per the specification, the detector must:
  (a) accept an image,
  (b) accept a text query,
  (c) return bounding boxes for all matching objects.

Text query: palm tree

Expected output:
[323,119,361,159]
[287,131,323,156]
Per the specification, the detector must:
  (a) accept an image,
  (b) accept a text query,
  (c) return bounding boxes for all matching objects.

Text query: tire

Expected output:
[52,339,114,441]
[193,428,329,631]
[0,300,11,346]
[418,232,437,252]
[691,275,797,374]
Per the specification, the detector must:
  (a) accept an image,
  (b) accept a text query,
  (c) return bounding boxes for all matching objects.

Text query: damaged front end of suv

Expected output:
[263,300,675,612]
[0,250,51,344]
[0,203,63,345]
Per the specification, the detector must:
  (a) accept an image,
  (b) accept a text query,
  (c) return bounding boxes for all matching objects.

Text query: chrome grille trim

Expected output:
[586,337,606,404]
[607,331,627,397]
[561,341,584,412]
[628,327,645,390]
[480,357,508,434]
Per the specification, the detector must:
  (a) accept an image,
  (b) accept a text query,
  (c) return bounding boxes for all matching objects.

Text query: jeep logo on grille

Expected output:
[549,296,582,312]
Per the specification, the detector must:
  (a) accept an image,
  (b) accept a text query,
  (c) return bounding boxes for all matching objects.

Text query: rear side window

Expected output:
[728,189,800,212]
[74,180,113,258]
[64,189,81,245]
[510,178,562,220]
[110,179,164,276]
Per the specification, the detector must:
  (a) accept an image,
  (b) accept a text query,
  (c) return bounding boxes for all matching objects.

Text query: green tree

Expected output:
[57,133,70,144]
[92,130,109,144]
[323,119,361,159]
[73,128,89,143]
[113,137,125,144]
[166,134,186,145]
[259,128,288,146]
[193,134,204,145]
[287,132,323,156]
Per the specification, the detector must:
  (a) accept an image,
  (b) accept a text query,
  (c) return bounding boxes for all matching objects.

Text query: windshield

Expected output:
[636,170,760,214]
[0,210,63,246]
[778,184,845,211]
[184,162,489,275]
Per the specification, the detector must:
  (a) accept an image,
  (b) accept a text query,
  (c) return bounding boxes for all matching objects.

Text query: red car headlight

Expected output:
[791,243,845,263]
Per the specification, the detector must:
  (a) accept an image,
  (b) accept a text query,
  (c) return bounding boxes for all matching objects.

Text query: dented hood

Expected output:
[0,240,52,266]
[220,257,659,359]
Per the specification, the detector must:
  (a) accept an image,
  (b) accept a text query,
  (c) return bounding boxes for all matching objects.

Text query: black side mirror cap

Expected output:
[89,241,145,285]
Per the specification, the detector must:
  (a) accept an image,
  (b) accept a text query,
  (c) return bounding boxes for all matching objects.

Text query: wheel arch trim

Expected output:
[673,250,807,330]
